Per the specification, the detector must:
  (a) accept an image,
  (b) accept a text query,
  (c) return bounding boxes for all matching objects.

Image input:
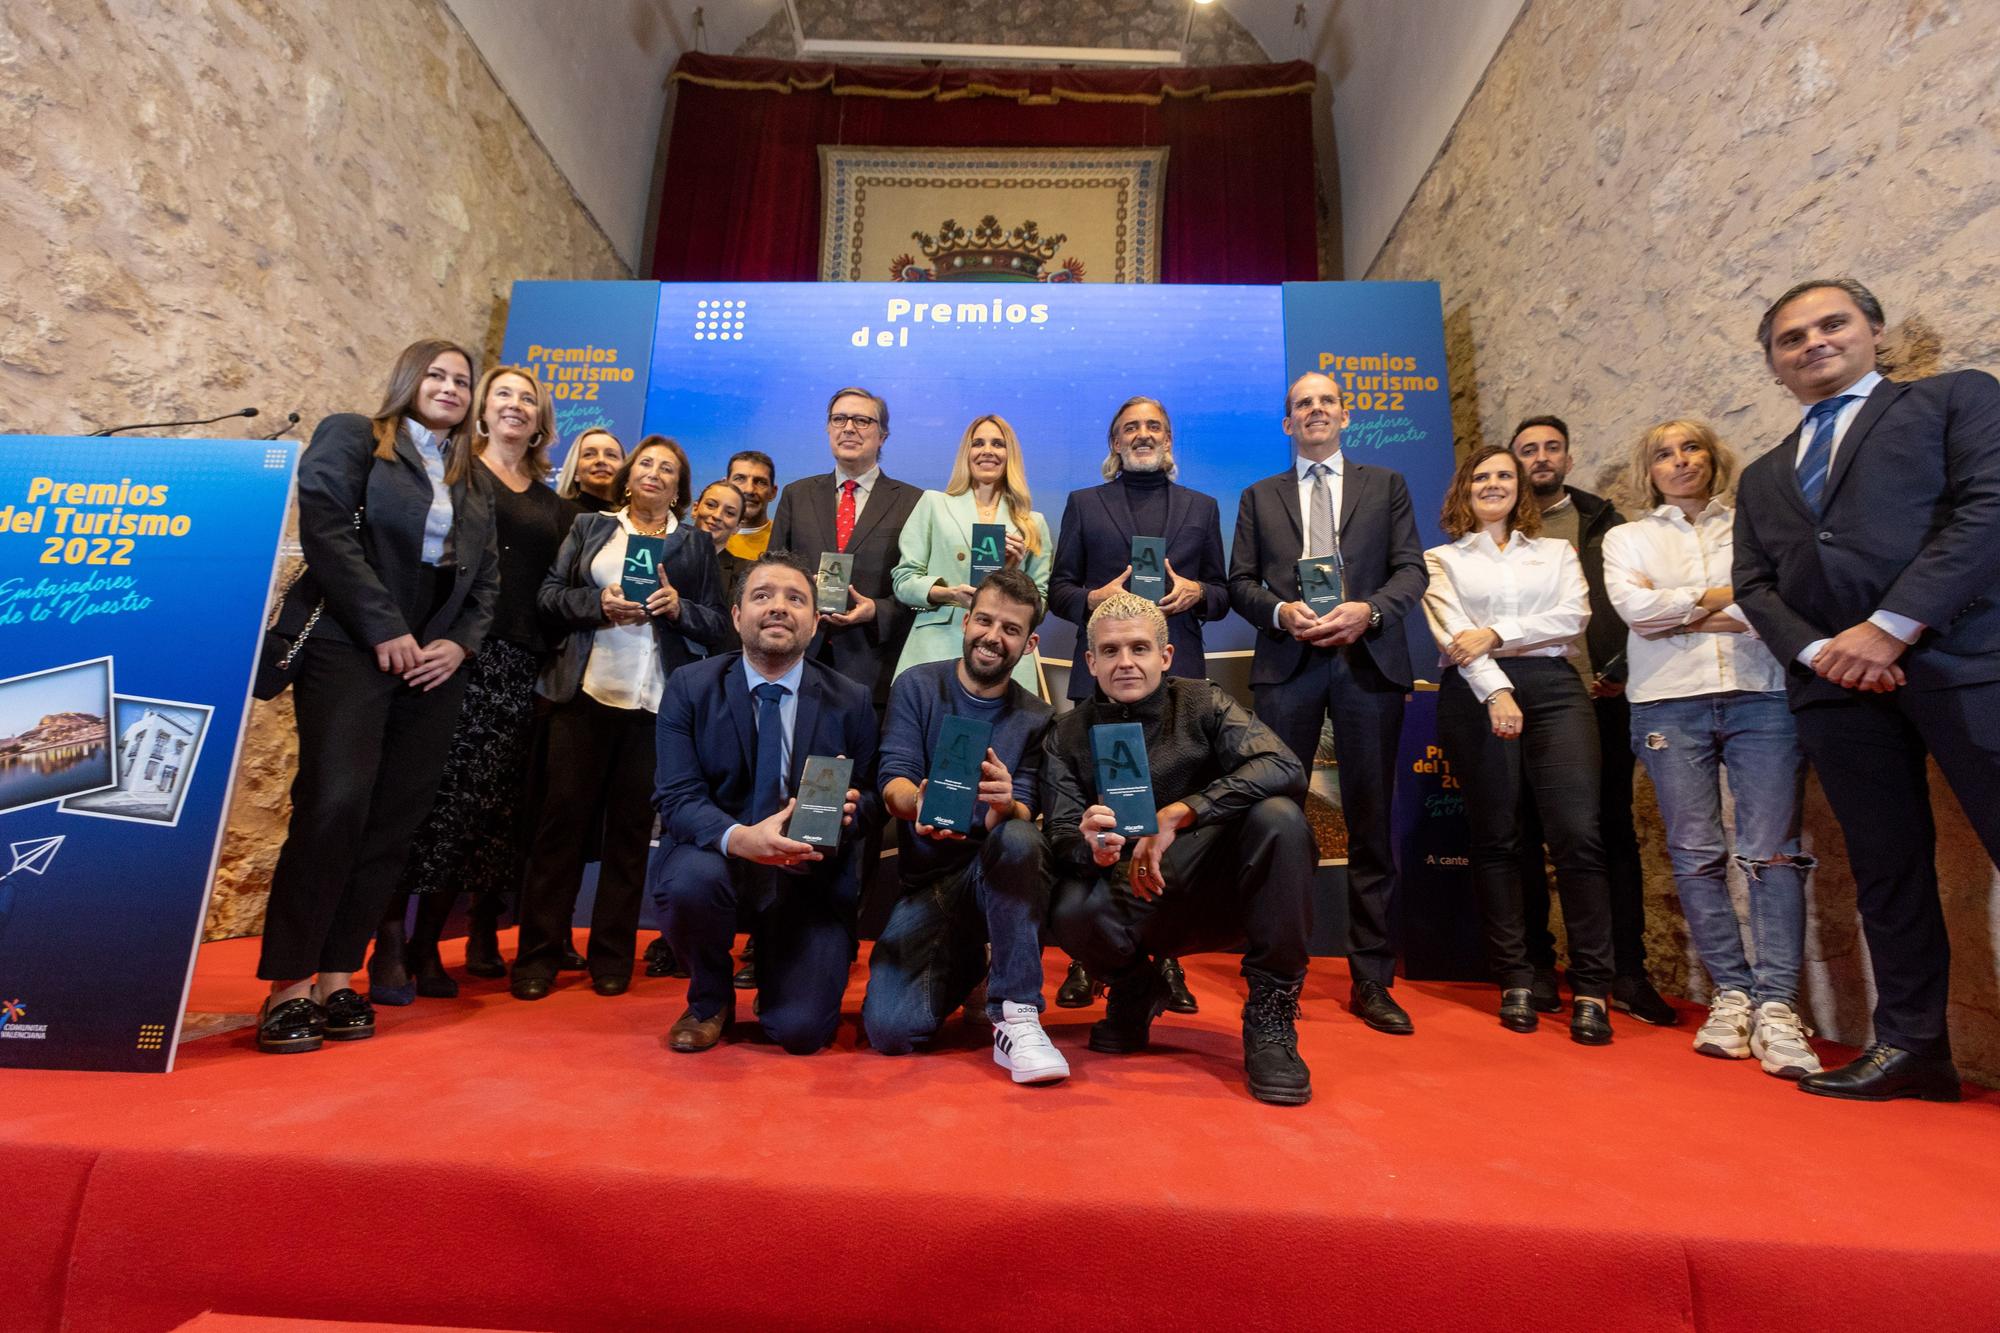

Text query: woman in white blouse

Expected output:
[1423,445,1617,1044]
[1602,419,1818,1078]
[510,435,727,1000]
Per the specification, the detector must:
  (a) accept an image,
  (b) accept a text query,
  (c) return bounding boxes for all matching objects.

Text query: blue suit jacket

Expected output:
[1048,476,1230,700]
[653,651,881,900]
[1734,369,2000,704]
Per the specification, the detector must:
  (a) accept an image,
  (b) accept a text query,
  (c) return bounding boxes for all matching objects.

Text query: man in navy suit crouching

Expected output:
[648,551,879,1054]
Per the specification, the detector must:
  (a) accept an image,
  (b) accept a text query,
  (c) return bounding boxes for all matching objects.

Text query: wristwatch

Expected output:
[1366,602,1382,630]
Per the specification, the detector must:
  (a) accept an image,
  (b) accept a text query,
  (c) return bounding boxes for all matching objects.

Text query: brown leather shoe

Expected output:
[668,1003,731,1053]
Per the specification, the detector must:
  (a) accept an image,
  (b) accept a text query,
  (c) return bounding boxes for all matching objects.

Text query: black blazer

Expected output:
[1048,478,1231,700]
[1227,461,1429,689]
[769,470,922,704]
[653,651,881,904]
[1558,487,1630,684]
[295,412,498,653]
[535,513,728,704]
[1734,369,2000,703]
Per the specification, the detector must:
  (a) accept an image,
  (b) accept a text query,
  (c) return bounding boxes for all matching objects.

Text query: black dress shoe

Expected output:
[592,973,631,997]
[1569,996,1613,1046]
[462,919,507,979]
[510,976,553,1001]
[1611,973,1680,1027]
[1243,982,1312,1106]
[559,945,588,972]
[257,996,324,1053]
[644,937,688,978]
[411,951,459,1000]
[1528,968,1563,1014]
[321,988,376,1041]
[1055,961,1100,1009]
[732,956,758,990]
[1798,1043,1961,1102]
[1160,957,1199,1014]
[1349,979,1414,1035]
[1088,964,1169,1054]
[1499,987,1539,1033]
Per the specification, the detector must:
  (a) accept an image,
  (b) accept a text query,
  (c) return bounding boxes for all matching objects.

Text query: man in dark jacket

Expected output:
[1511,415,1675,1026]
[1043,592,1316,1106]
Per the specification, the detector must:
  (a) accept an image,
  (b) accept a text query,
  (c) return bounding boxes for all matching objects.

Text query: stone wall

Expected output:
[737,0,1269,67]
[1368,0,2000,1079]
[0,0,626,939]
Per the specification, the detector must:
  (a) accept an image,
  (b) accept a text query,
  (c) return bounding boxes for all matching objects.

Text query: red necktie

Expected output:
[836,478,859,552]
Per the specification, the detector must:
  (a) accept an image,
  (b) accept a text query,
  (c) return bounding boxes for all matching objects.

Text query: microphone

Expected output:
[261,411,302,440]
[88,407,258,437]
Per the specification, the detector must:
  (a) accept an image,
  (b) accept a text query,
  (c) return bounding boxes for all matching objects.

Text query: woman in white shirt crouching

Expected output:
[1423,445,1617,1044]
[1602,420,1819,1079]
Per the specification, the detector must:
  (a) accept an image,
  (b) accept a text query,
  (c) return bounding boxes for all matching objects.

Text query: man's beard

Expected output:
[1530,476,1565,500]
[1120,453,1164,474]
[962,639,1014,685]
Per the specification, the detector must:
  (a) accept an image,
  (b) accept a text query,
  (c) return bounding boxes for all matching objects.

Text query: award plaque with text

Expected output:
[622,535,666,602]
[816,552,853,614]
[969,523,1008,586]
[1296,555,1344,615]
[1128,535,1167,603]
[1090,722,1157,837]
[788,754,853,848]
[917,715,992,833]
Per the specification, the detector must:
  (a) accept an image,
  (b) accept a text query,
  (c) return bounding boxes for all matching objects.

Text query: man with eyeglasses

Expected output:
[769,386,923,708]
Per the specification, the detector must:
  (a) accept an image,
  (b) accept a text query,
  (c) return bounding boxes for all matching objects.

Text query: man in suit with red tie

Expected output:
[1228,372,1430,1035]
[1734,277,2000,1102]
[769,387,923,709]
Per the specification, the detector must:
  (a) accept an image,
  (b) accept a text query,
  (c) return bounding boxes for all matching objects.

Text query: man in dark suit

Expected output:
[1510,415,1677,1028]
[1228,371,1429,1035]
[768,386,922,708]
[1735,276,2000,1102]
[647,551,879,1055]
[1048,395,1230,1012]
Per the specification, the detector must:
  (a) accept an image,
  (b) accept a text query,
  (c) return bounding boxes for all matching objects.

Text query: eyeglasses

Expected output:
[827,413,879,431]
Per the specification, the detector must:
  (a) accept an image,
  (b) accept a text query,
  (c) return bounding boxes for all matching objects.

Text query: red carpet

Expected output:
[7,932,1999,1332]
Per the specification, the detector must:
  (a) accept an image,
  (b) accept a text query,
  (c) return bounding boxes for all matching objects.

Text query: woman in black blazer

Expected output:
[369,364,579,1003]
[256,338,500,1053]
[509,435,727,999]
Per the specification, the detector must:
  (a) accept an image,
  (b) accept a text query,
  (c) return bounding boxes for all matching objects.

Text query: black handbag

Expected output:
[253,507,360,701]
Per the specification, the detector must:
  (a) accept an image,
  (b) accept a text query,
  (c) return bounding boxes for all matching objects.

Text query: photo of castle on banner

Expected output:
[60,694,214,828]
[0,657,116,817]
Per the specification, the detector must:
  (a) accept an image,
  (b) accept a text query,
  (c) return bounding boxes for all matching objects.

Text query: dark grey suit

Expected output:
[769,469,922,706]
[1735,369,2000,1057]
[1227,459,1428,986]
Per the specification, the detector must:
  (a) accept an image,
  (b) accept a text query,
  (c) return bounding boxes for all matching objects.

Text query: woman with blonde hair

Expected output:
[370,365,579,1000]
[554,427,625,512]
[890,413,1054,691]
[1602,418,1819,1078]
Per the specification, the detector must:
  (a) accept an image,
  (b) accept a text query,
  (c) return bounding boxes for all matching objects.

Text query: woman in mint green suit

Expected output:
[892,414,1054,694]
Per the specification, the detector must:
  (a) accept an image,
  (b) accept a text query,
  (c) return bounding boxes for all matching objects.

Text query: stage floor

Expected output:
[8,933,2000,1332]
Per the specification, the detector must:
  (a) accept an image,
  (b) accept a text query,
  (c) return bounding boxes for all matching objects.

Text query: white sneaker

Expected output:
[1692,989,1753,1060]
[993,1001,1069,1084]
[1751,1000,1822,1079]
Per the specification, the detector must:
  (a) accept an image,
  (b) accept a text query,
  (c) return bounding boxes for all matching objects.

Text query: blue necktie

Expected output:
[750,682,789,824]
[1795,394,1856,514]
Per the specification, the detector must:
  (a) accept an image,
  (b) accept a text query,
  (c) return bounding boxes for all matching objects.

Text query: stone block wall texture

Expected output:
[0,0,625,940]
[1369,0,2000,1080]
[737,0,1270,67]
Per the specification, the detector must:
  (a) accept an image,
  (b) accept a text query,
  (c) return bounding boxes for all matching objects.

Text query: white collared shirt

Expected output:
[1786,370,1925,660]
[834,464,881,523]
[581,508,678,713]
[1601,500,1785,703]
[1422,532,1588,702]
[1276,450,1345,626]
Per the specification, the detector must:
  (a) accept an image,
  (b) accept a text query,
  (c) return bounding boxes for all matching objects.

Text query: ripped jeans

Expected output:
[1631,690,1809,1005]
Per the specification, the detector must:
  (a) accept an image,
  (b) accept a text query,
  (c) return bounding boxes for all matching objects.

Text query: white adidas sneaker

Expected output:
[992,1001,1069,1084]
[1750,1000,1823,1079]
[1692,989,1753,1060]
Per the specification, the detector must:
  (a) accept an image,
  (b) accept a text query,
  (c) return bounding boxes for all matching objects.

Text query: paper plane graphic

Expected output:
[2,836,63,880]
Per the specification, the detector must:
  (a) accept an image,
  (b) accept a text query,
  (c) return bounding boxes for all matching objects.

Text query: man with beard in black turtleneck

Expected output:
[1047,396,1230,1014]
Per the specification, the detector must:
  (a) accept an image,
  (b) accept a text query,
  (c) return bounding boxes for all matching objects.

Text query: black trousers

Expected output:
[1254,646,1406,986]
[258,638,468,980]
[1794,679,2000,1058]
[1522,691,1647,977]
[512,692,656,982]
[1436,659,1615,997]
[1050,797,1314,989]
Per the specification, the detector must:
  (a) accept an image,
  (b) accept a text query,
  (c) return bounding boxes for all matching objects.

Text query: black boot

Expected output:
[368,906,415,1007]
[1055,961,1100,1009]
[1160,957,1199,1014]
[463,892,507,979]
[1088,962,1170,1054]
[409,893,459,998]
[1242,981,1312,1106]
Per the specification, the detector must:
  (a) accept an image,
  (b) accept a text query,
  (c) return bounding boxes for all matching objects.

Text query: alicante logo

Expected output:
[0,998,22,1028]
[892,216,1084,283]
[694,299,746,341]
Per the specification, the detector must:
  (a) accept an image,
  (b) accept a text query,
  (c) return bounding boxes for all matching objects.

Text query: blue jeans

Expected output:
[862,820,1049,1054]
[1631,691,1810,1005]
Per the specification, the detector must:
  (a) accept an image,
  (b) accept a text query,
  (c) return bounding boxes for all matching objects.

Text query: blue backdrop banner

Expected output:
[0,437,296,1071]
[500,280,662,450]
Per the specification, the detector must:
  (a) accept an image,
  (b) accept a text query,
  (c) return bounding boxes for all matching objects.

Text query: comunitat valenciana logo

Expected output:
[695,299,746,341]
[0,996,48,1040]
[851,296,1050,349]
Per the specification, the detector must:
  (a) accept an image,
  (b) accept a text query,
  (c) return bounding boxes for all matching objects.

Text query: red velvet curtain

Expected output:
[651,54,1320,284]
